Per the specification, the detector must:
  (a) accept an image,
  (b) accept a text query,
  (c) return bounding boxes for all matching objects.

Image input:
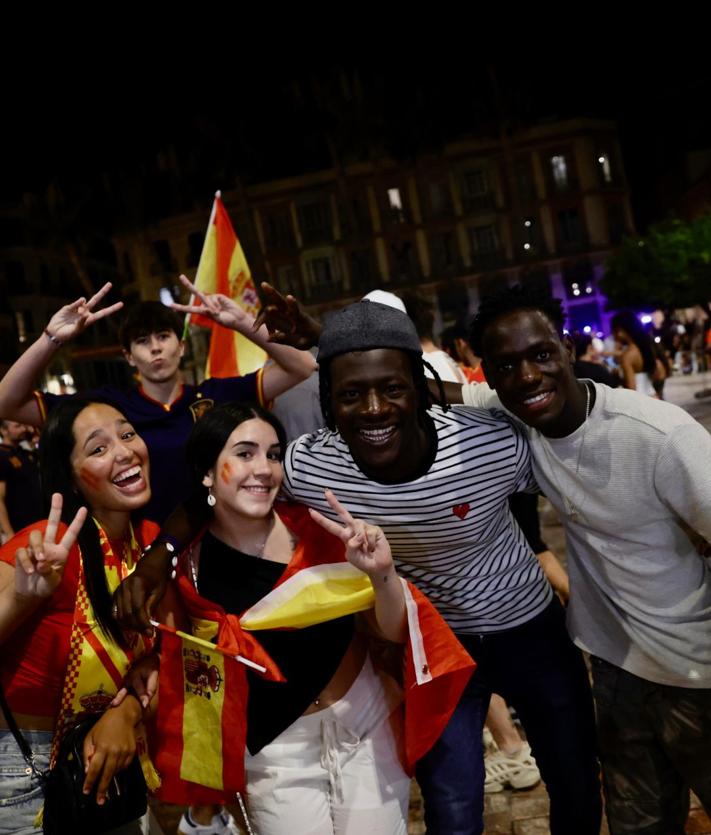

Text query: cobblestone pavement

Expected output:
[152,372,711,834]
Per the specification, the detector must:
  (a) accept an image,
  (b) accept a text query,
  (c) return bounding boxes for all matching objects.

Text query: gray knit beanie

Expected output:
[317,301,422,363]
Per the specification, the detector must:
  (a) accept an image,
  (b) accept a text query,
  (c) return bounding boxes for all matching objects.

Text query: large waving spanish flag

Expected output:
[191,191,266,378]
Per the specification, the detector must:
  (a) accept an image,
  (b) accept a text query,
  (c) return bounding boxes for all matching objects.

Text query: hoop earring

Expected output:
[207,491,216,508]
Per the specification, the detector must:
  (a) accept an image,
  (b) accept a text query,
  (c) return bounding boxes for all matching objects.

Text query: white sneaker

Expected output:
[178,808,241,835]
[484,744,541,793]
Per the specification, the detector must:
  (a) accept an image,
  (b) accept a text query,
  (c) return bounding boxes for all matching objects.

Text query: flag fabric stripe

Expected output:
[239,562,375,630]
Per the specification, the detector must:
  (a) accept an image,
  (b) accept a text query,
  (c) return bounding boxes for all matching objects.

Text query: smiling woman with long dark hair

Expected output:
[0,398,161,835]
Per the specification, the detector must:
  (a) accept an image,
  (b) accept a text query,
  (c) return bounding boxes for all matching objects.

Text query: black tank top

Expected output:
[196,530,354,753]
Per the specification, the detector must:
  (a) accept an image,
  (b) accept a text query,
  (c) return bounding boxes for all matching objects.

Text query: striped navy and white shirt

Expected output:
[281,405,553,635]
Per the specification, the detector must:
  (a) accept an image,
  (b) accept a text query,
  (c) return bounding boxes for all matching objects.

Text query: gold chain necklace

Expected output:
[536,381,591,522]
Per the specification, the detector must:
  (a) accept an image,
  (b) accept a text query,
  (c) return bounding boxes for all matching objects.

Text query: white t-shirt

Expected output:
[281,405,552,635]
[422,350,468,385]
[462,381,711,687]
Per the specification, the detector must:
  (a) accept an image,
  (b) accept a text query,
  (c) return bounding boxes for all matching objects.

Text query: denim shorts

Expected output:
[0,729,51,835]
[0,730,147,835]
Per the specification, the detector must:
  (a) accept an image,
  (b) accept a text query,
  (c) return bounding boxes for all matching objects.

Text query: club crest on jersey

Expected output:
[189,398,215,423]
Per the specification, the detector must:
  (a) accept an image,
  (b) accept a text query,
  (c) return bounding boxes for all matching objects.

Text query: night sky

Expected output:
[3,57,709,232]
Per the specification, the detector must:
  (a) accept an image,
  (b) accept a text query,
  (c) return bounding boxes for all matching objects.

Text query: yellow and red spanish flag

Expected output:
[152,626,248,803]
[153,619,284,805]
[190,191,266,378]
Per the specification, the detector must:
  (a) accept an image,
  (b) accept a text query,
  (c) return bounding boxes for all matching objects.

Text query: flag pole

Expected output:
[150,619,267,673]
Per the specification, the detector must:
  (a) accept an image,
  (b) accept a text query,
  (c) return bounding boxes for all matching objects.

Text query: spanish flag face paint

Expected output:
[70,403,151,520]
[209,419,283,525]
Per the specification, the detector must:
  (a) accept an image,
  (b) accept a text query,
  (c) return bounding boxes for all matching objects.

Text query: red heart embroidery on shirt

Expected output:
[453,503,471,519]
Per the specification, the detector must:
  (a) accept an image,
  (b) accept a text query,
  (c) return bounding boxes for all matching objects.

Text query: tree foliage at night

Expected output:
[602,213,711,313]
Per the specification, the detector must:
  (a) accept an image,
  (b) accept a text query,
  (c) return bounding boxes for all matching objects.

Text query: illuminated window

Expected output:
[551,155,568,189]
[387,188,403,210]
[598,153,612,183]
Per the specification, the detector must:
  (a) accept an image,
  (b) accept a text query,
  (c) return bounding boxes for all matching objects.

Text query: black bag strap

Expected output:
[0,681,48,781]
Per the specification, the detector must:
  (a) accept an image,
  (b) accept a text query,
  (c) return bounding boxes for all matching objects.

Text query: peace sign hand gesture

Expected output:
[171,274,253,332]
[253,283,322,349]
[14,494,88,599]
[45,283,124,344]
[309,489,394,581]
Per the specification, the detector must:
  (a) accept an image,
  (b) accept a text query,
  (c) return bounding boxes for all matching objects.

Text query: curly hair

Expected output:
[469,285,566,356]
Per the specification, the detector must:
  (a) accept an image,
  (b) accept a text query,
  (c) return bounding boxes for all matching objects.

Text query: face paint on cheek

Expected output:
[78,467,101,491]
[220,461,233,485]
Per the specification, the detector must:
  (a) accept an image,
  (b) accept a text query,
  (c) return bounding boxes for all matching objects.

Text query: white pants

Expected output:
[244,654,410,835]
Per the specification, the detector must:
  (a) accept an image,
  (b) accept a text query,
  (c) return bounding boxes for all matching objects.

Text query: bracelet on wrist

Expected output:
[44,328,63,347]
[143,533,182,577]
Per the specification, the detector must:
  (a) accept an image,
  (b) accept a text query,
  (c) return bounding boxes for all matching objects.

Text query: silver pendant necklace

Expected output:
[537,381,591,522]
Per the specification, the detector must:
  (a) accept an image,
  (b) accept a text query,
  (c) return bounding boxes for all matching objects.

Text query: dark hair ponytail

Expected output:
[39,398,126,646]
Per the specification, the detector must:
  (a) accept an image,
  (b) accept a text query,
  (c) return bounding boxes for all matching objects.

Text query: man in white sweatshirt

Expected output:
[455,284,711,835]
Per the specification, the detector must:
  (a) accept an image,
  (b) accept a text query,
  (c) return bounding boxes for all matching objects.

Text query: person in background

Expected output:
[572,334,621,388]
[441,323,487,384]
[0,420,42,543]
[400,290,468,384]
[609,310,663,397]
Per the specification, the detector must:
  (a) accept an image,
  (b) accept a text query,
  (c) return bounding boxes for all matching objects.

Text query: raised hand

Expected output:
[14,494,87,598]
[170,274,252,332]
[309,489,394,580]
[253,283,322,349]
[45,283,123,344]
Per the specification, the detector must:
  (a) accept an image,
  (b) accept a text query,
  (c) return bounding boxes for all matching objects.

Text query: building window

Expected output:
[468,224,499,254]
[350,248,375,288]
[464,170,489,197]
[461,169,494,212]
[429,231,459,272]
[387,188,403,211]
[597,153,613,184]
[307,256,335,287]
[276,264,299,294]
[384,187,407,224]
[152,240,174,274]
[347,193,372,236]
[298,201,332,245]
[558,209,581,245]
[551,155,568,190]
[515,158,537,203]
[264,208,296,251]
[428,181,453,218]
